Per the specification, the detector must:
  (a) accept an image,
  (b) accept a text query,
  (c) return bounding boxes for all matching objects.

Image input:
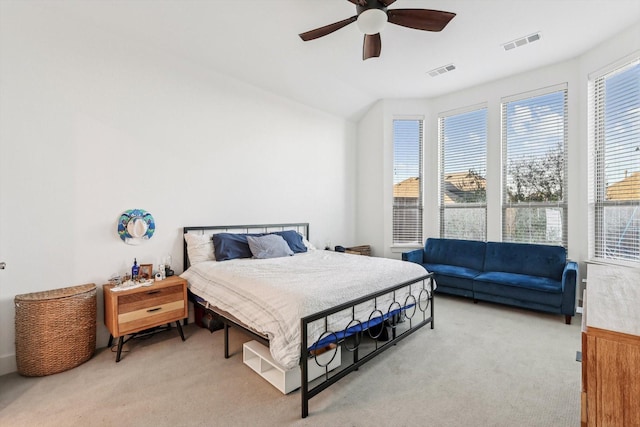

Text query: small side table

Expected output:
[103,276,188,362]
[345,245,371,256]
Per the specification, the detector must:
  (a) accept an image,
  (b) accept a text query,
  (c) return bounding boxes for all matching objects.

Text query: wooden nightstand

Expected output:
[345,245,371,256]
[103,276,188,362]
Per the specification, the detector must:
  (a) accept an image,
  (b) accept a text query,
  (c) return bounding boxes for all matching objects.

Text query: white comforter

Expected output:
[181,250,430,370]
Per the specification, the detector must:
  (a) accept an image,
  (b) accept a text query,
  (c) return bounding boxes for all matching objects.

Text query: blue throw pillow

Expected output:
[273,230,307,253]
[247,234,293,259]
[212,233,255,261]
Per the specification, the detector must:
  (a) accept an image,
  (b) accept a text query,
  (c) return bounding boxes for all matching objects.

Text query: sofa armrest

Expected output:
[402,249,424,264]
[561,261,578,316]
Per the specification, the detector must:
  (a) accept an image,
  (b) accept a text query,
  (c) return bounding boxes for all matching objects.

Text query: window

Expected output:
[393,118,423,245]
[439,107,487,240]
[502,86,568,246]
[589,58,640,263]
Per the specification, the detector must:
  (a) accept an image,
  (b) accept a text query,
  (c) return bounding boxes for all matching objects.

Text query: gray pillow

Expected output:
[246,234,294,259]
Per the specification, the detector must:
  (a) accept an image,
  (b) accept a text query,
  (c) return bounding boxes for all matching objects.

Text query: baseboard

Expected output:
[0,353,17,376]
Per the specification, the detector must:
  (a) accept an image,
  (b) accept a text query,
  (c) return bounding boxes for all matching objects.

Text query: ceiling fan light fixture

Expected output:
[356,9,387,35]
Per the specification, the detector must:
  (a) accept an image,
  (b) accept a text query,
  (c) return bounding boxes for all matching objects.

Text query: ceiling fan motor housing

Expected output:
[355,0,388,16]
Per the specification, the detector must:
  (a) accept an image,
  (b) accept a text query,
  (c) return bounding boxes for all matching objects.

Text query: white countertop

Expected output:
[586,263,640,337]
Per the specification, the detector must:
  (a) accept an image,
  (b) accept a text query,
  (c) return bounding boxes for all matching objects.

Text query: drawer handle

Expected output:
[147,307,162,313]
[146,290,161,295]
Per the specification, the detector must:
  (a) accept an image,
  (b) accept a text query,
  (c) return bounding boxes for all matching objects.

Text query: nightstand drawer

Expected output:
[118,300,185,334]
[118,285,183,314]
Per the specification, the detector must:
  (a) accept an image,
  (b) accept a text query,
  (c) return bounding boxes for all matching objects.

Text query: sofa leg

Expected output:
[565,315,571,325]
[473,299,478,304]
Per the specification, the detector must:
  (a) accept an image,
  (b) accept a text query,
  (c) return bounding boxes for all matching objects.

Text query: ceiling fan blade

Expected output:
[347,0,367,6]
[299,16,357,41]
[378,0,397,6]
[387,9,456,32]
[363,33,381,60]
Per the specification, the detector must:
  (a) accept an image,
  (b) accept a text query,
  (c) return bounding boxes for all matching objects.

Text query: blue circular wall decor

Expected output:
[118,209,155,245]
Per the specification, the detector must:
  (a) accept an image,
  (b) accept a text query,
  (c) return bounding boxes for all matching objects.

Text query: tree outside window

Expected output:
[502,88,568,246]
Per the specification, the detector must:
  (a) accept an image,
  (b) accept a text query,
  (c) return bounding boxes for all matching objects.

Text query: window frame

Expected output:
[588,55,640,264]
[501,84,569,247]
[392,117,424,246]
[438,104,488,241]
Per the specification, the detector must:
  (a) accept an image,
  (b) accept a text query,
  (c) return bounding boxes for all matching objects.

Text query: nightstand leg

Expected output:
[116,336,124,362]
[175,321,185,341]
[108,334,114,347]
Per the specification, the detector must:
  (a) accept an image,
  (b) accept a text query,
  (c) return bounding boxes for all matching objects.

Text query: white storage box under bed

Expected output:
[243,340,341,394]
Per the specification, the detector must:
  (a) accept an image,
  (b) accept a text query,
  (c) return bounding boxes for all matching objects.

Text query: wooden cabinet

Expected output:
[581,264,640,427]
[103,276,188,361]
[345,245,371,256]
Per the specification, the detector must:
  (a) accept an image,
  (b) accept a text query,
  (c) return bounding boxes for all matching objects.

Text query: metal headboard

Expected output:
[183,222,310,270]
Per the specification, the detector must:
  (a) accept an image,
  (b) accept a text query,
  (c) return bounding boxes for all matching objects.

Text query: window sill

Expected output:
[586,258,640,269]
[390,244,422,254]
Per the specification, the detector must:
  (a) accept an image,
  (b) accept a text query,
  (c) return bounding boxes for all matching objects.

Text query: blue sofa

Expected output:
[402,238,578,324]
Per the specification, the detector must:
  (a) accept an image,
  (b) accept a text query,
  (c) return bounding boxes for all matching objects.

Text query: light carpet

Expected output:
[0,295,582,426]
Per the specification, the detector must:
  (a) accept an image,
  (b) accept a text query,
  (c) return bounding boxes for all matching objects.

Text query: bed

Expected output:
[181,223,435,418]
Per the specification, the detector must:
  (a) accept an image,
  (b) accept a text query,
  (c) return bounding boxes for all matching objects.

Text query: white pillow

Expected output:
[247,234,293,259]
[302,235,316,251]
[184,233,215,265]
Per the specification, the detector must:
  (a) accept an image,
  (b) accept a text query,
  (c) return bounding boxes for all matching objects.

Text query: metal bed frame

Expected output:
[183,223,435,419]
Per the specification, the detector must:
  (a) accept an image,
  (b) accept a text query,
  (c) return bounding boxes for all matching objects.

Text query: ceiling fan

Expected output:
[299,0,456,60]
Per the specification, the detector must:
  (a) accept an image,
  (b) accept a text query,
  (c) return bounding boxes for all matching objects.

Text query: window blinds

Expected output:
[502,86,568,246]
[393,119,423,245]
[439,107,487,241]
[589,58,640,262]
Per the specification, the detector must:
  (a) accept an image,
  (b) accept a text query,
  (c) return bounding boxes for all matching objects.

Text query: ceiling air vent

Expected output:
[428,63,456,77]
[502,32,542,51]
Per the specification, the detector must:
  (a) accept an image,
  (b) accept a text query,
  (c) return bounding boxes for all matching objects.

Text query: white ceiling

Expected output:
[39,0,640,120]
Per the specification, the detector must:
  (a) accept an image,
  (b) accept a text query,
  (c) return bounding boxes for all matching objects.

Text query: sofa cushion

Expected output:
[424,238,486,271]
[474,271,562,293]
[483,242,566,280]
[425,263,480,280]
[426,263,478,291]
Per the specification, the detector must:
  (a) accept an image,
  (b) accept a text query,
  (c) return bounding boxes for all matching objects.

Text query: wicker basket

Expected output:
[15,283,97,376]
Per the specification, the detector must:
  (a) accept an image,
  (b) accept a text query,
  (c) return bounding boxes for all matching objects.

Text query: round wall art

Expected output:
[117,209,155,245]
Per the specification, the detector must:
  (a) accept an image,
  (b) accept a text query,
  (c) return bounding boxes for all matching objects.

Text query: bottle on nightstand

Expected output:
[131,258,139,281]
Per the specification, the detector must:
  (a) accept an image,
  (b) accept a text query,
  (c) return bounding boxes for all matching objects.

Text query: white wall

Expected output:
[355,101,385,255]
[355,22,640,271]
[0,4,356,375]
